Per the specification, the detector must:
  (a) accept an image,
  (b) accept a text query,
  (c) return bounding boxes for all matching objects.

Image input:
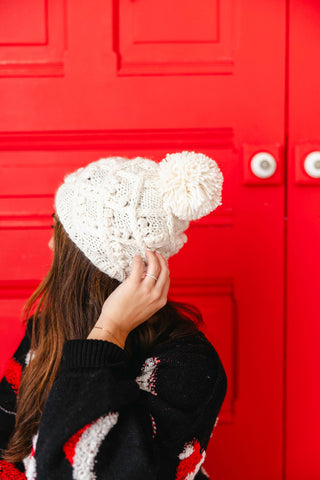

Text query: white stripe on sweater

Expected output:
[0,404,16,415]
[24,433,38,480]
[178,442,206,480]
[135,357,160,395]
[200,465,210,478]
[25,349,36,366]
[72,412,119,480]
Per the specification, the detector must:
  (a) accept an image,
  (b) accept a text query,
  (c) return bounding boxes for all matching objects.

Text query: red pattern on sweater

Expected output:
[62,424,91,465]
[4,357,22,395]
[175,440,203,480]
[0,460,27,480]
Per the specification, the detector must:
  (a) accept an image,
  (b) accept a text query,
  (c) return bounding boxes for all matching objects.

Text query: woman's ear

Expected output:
[48,235,54,251]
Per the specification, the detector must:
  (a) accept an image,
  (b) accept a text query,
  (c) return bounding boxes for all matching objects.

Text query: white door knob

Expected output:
[250,152,277,179]
[304,151,320,178]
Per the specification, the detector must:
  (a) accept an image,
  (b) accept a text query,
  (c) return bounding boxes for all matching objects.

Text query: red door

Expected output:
[1,1,317,479]
[286,1,320,478]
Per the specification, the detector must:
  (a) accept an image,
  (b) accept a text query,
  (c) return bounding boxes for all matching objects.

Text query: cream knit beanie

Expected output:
[55,151,224,282]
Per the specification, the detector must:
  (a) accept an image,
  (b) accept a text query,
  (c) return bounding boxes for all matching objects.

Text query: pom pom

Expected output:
[159,151,224,221]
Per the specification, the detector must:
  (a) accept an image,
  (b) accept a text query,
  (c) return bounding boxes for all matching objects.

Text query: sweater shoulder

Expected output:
[134,330,227,411]
[143,330,225,373]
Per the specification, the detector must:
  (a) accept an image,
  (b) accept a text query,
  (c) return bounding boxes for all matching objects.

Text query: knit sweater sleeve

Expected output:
[0,322,32,478]
[32,332,227,480]
[0,324,32,451]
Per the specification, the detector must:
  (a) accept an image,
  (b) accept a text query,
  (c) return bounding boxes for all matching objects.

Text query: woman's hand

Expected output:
[87,250,170,347]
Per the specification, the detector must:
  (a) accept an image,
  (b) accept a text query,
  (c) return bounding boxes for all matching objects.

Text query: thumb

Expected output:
[129,254,145,282]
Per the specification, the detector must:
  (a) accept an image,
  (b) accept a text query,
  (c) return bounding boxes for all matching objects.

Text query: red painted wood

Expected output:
[0,0,297,478]
[286,1,320,478]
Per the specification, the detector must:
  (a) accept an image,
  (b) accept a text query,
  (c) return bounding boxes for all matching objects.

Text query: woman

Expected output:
[0,151,227,480]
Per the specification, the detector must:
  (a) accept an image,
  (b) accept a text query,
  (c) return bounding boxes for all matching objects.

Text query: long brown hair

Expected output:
[2,218,203,464]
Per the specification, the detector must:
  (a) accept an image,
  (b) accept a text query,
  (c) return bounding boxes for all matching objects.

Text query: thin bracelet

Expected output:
[93,326,124,348]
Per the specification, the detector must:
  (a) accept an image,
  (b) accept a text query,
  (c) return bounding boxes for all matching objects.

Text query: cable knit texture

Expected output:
[0,321,227,480]
[54,152,224,282]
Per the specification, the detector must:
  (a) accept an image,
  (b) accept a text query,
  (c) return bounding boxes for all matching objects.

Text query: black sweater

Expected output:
[0,322,227,480]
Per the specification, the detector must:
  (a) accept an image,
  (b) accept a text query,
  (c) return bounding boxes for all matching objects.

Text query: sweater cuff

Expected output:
[62,339,128,369]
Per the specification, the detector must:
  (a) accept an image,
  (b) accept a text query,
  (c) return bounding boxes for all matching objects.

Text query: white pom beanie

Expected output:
[55,151,224,282]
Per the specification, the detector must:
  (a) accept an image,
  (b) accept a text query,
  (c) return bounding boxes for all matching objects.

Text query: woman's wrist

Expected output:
[86,316,129,349]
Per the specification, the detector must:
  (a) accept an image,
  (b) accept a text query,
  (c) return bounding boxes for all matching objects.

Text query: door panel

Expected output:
[286,1,320,478]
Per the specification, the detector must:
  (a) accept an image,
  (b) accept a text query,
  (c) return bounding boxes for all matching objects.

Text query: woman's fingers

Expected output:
[130,250,169,305]
[154,251,170,298]
[143,250,161,285]
[129,254,145,283]
[99,250,171,336]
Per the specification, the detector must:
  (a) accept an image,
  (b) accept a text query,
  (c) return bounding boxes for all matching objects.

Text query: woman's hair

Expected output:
[2,219,204,464]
